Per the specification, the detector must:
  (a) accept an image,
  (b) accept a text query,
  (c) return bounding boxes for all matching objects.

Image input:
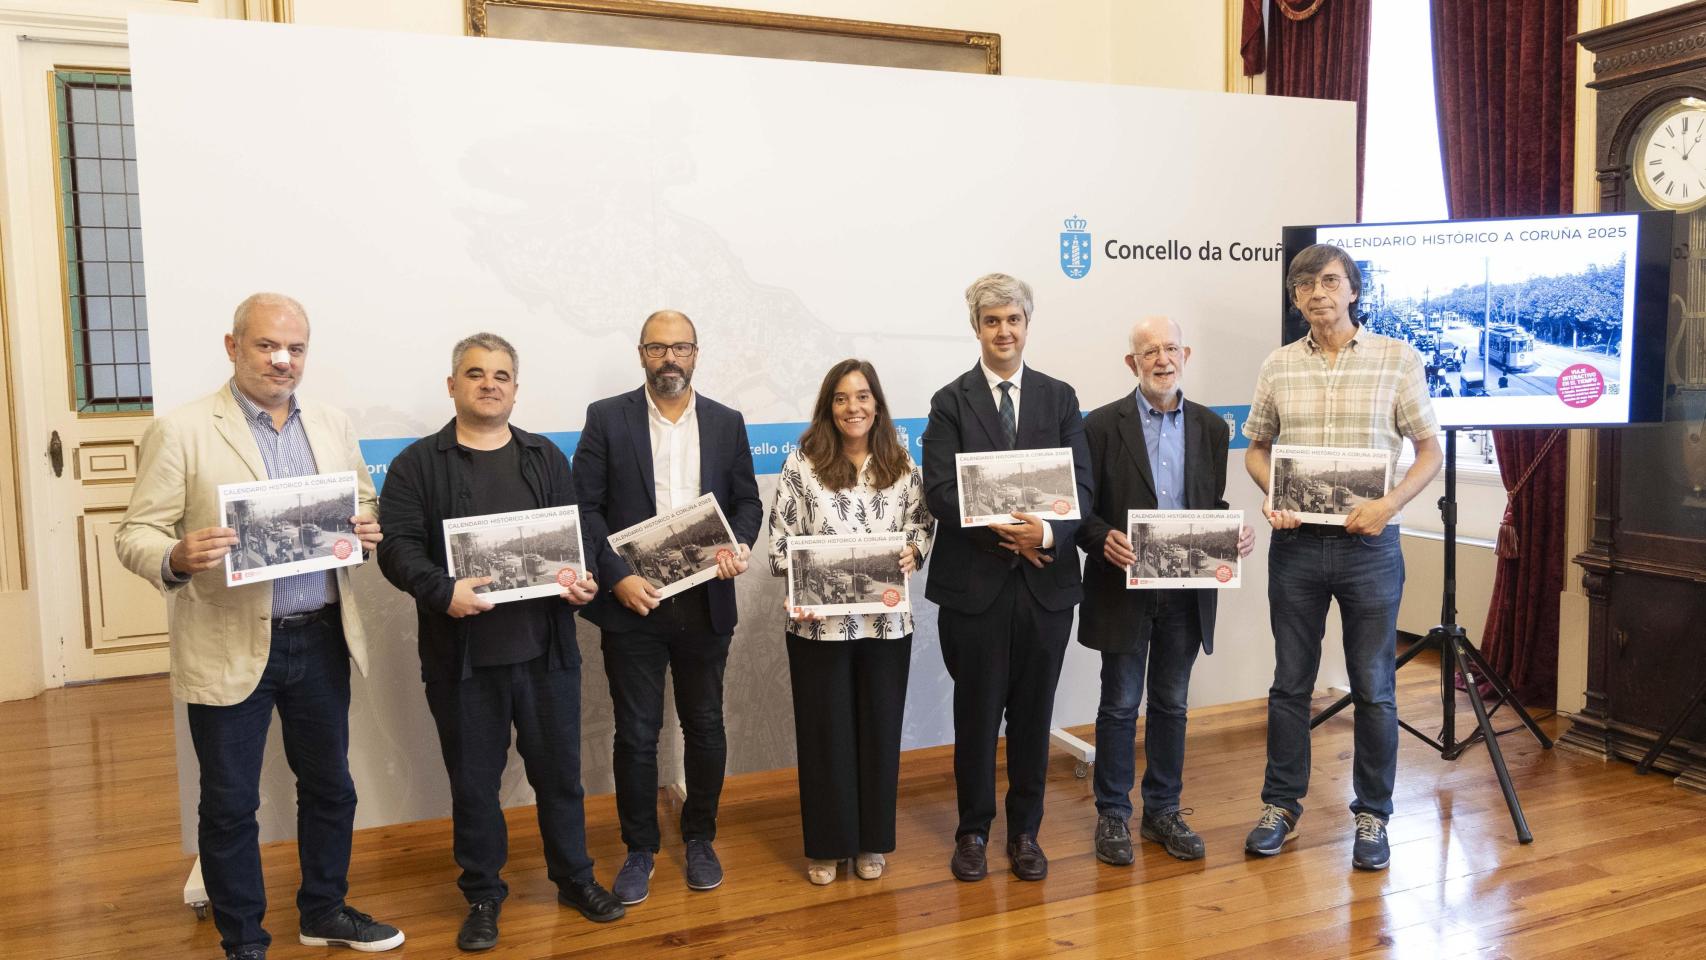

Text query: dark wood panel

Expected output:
[1607,573,1706,741]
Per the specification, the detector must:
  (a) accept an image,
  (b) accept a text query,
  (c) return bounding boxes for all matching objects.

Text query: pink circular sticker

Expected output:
[1215,564,1233,583]
[1556,363,1605,408]
[333,539,353,560]
[1052,499,1070,515]
[556,567,578,587]
[882,588,901,607]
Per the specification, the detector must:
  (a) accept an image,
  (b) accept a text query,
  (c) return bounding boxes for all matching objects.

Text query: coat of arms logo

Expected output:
[1060,215,1091,280]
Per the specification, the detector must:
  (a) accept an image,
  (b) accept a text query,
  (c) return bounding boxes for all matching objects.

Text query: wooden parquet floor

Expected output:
[5,651,1706,959]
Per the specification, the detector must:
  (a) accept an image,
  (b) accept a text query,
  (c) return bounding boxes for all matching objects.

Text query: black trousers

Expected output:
[423,655,593,903]
[785,632,912,860]
[938,568,1073,842]
[601,607,731,852]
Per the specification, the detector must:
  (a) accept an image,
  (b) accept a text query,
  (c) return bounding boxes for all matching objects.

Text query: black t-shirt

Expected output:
[462,439,550,667]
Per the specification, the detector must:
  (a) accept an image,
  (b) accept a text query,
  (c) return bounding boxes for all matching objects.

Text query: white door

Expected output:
[6,34,167,684]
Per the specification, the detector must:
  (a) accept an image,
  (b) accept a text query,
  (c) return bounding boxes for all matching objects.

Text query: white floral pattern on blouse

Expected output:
[766,448,935,641]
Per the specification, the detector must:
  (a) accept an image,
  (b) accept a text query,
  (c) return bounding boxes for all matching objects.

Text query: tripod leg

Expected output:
[1635,671,1706,775]
[1309,690,1353,730]
[1452,637,1533,843]
[1438,627,1458,753]
[1458,638,1554,749]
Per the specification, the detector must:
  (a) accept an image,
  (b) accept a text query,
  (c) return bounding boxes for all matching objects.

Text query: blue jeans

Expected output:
[184,614,355,954]
[1093,591,1201,821]
[1261,525,1404,820]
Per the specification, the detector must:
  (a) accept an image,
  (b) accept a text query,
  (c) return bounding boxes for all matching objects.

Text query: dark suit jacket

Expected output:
[921,364,1093,615]
[1076,393,1230,654]
[574,387,763,637]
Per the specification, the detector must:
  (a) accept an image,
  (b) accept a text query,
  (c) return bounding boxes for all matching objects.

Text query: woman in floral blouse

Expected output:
[767,359,935,885]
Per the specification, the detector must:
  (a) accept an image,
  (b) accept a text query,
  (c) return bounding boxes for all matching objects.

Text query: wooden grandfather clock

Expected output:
[1570,1,1706,790]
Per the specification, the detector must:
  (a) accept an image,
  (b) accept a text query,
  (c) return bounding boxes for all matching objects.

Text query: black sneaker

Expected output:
[1093,814,1134,866]
[457,899,501,951]
[298,905,405,952]
[559,878,626,922]
[1351,812,1390,870]
[226,947,267,960]
[1141,808,1205,861]
[1244,804,1299,856]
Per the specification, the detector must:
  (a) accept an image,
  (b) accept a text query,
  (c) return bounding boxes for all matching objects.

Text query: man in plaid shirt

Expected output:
[1240,243,1443,871]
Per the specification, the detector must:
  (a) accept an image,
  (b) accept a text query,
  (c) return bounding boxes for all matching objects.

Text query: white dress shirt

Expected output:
[645,387,701,512]
[976,359,1053,549]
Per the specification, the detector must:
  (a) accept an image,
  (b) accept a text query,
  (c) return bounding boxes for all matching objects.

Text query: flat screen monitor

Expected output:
[1281,212,1674,429]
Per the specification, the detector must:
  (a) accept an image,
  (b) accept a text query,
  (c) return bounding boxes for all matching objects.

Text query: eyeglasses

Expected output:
[640,342,699,359]
[1292,274,1346,294]
[1135,344,1184,363]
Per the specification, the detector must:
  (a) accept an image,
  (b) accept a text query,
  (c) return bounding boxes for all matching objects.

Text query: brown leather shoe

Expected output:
[949,834,988,881]
[1007,834,1048,881]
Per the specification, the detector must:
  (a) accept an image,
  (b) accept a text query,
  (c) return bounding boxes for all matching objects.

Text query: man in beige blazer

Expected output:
[116,293,402,960]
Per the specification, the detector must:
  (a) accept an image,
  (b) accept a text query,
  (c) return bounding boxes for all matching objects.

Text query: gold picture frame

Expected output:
[466,0,1000,75]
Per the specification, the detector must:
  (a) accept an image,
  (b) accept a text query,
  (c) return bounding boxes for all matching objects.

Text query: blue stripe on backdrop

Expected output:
[358,409,1247,492]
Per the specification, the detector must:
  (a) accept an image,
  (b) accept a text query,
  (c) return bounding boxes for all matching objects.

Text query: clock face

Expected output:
[1635,100,1706,212]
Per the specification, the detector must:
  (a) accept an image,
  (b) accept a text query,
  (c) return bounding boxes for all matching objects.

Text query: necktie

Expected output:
[998,381,1017,449]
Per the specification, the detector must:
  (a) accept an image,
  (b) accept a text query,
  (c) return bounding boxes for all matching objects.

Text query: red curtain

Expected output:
[1243,0,1373,216]
[1433,1,1577,218]
[1432,0,1578,706]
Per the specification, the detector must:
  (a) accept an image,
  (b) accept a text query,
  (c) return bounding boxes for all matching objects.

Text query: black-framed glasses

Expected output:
[640,341,698,359]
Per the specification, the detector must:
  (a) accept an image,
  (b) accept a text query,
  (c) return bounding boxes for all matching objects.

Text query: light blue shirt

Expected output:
[1139,389,1185,511]
[164,382,335,615]
[228,382,336,615]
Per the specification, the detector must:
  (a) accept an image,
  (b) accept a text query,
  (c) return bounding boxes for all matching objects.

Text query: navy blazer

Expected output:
[921,363,1093,615]
[1075,393,1230,655]
[574,387,763,636]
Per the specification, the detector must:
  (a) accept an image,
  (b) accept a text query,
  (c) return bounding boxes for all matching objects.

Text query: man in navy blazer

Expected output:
[573,309,762,904]
[1076,316,1253,867]
[922,273,1093,882]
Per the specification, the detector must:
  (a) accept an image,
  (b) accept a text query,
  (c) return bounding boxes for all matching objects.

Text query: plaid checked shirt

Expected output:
[1242,327,1439,468]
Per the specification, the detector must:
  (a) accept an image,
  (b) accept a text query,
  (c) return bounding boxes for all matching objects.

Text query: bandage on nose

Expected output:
[269,349,290,367]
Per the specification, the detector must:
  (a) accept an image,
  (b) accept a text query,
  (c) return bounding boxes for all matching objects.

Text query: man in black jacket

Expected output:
[377,333,623,951]
[922,273,1093,882]
[1076,316,1253,866]
[574,310,762,905]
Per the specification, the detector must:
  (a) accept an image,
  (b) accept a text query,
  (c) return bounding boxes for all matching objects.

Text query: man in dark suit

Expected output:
[922,272,1094,882]
[573,310,763,905]
[1077,316,1254,866]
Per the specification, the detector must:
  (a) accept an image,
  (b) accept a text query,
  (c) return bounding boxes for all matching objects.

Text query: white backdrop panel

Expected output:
[128,17,1356,847]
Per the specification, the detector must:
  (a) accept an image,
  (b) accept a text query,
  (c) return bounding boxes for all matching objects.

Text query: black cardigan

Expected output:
[377,419,586,682]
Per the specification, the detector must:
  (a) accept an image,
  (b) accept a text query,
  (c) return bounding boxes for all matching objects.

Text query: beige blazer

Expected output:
[115,383,380,706]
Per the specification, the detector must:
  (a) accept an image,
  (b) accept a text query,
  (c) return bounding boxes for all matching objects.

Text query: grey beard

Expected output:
[648,368,690,397]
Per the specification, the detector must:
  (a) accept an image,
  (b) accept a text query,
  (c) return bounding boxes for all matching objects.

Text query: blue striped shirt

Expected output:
[228,382,337,615]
